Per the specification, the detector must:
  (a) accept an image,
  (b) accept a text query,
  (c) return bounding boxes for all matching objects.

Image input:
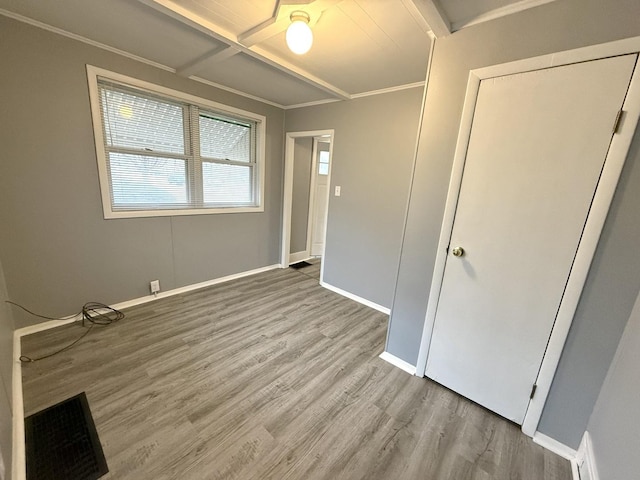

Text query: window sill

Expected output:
[103,205,264,219]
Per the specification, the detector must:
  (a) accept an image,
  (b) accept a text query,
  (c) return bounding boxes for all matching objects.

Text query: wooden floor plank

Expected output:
[21,266,571,479]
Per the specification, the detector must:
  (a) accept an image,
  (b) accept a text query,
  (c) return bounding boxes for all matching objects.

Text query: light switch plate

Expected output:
[335,186,341,196]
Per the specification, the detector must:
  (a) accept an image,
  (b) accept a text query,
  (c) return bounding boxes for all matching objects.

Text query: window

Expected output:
[87,66,265,218]
[318,149,330,175]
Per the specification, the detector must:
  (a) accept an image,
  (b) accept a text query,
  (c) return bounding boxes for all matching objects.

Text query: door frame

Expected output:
[413,37,640,438]
[281,130,334,275]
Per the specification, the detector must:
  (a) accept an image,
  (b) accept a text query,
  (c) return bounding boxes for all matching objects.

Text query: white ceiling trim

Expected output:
[452,0,557,32]
[402,0,451,38]
[136,0,350,100]
[0,8,173,73]
[284,80,427,110]
[350,81,426,99]
[188,76,285,108]
[282,98,342,110]
[0,9,284,109]
[400,0,431,34]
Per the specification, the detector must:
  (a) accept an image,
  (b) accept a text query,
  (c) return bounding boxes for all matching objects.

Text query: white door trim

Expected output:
[281,130,334,275]
[413,36,640,438]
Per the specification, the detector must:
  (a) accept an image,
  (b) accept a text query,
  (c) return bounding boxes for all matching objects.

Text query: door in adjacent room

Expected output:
[310,139,331,257]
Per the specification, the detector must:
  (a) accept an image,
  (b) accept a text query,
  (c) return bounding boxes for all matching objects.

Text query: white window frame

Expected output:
[86,65,266,219]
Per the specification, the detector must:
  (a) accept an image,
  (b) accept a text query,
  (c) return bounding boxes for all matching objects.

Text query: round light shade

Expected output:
[286,18,313,55]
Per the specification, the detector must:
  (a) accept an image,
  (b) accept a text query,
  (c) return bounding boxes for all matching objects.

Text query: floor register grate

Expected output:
[25,392,108,480]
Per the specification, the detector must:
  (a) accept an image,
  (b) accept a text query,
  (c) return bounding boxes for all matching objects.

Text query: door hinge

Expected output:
[613,110,624,134]
[530,384,537,400]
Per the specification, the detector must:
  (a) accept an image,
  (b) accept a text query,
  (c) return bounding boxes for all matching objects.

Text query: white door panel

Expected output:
[426,54,637,423]
[311,144,330,257]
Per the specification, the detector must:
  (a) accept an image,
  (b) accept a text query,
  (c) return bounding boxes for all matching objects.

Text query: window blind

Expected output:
[96,78,258,212]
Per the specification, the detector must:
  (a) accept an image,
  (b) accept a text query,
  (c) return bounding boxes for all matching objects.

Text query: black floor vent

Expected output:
[290,261,313,269]
[25,392,108,480]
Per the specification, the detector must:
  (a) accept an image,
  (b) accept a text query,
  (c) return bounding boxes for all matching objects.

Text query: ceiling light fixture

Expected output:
[286,11,313,55]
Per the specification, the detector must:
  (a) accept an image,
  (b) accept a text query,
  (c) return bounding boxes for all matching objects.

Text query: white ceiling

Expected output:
[0,0,556,108]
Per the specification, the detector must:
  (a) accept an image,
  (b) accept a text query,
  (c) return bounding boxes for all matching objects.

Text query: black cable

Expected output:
[4,300,81,321]
[5,300,125,363]
[19,326,94,363]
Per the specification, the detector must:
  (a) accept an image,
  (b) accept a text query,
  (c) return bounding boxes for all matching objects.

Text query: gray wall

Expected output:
[290,138,313,255]
[0,17,285,328]
[539,123,640,446]
[586,290,640,480]
[284,88,425,307]
[0,258,14,479]
[388,0,640,448]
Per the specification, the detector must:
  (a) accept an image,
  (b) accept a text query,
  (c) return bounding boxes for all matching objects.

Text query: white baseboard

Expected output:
[12,330,25,480]
[533,432,579,480]
[288,251,311,265]
[576,431,599,480]
[109,264,280,312]
[11,263,280,480]
[533,432,577,461]
[379,351,417,375]
[319,281,391,315]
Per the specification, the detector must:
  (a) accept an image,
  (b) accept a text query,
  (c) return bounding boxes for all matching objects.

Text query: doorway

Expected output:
[281,130,334,283]
[414,40,640,437]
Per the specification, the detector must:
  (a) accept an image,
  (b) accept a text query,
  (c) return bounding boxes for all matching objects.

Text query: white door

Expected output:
[425,54,637,424]
[310,141,330,256]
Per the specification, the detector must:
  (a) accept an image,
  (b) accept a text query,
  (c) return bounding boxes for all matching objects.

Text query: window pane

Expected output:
[318,163,329,175]
[108,152,188,207]
[200,114,252,163]
[319,151,330,164]
[202,162,252,204]
[100,86,185,154]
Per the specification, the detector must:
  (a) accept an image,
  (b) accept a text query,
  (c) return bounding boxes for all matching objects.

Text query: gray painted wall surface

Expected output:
[0,258,14,478]
[290,138,313,254]
[388,0,640,448]
[284,88,425,307]
[586,290,640,480]
[539,124,640,446]
[0,17,285,328]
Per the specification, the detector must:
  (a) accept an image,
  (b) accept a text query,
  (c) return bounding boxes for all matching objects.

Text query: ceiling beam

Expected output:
[245,44,350,100]
[403,0,450,38]
[136,0,350,100]
[237,16,291,47]
[177,46,241,77]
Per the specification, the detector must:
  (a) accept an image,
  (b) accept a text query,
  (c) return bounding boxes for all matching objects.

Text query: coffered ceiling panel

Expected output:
[440,0,519,24]
[0,0,559,107]
[196,52,334,106]
[171,0,276,35]
[258,0,431,93]
[437,0,557,30]
[0,0,220,68]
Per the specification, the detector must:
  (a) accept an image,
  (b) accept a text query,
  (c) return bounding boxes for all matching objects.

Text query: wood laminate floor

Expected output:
[21,267,571,479]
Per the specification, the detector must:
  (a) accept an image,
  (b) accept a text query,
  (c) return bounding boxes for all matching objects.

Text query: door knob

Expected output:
[452,247,465,257]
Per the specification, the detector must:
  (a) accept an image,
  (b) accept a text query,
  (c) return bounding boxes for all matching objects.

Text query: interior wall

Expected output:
[0,258,14,479]
[284,87,425,307]
[290,138,313,255]
[0,17,285,328]
[388,0,640,448]
[585,289,640,480]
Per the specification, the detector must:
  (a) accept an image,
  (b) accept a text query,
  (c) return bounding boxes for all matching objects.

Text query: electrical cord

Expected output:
[5,301,125,363]
[5,300,81,321]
